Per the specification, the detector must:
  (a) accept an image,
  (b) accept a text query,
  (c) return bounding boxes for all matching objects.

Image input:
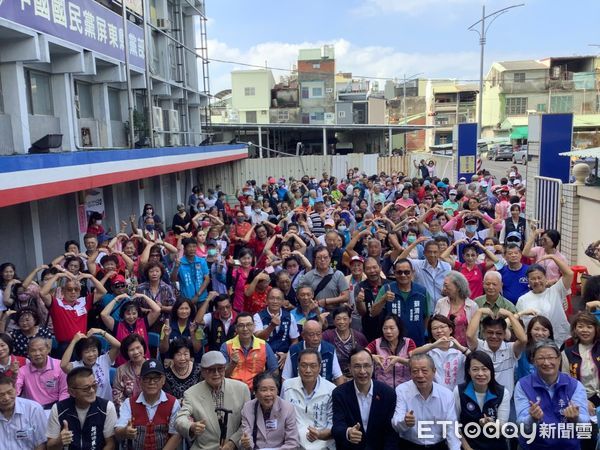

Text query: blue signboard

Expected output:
[0,0,145,68]
[539,114,572,183]
[456,123,478,181]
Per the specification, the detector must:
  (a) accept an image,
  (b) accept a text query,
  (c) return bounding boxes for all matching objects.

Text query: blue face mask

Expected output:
[407,235,417,244]
[207,249,218,257]
[465,224,477,233]
[145,225,154,232]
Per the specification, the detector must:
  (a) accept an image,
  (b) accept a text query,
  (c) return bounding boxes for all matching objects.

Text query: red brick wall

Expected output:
[297,60,335,74]
[407,116,426,151]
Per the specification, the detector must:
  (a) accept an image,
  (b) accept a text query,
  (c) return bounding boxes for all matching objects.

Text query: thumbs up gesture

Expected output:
[60,420,74,446]
[404,410,416,428]
[240,431,252,449]
[190,418,206,436]
[124,418,137,439]
[347,422,362,444]
[356,288,365,303]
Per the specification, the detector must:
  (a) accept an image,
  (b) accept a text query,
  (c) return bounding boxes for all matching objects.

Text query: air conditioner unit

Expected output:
[324,112,335,124]
[325,88,333,93]
[152,106,164,147]
[156,18,171,30]
[163,109,180,146]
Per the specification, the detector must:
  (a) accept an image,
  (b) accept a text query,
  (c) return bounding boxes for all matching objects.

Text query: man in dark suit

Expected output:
[332,347,399,450]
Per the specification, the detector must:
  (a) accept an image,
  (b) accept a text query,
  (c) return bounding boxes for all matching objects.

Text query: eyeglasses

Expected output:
[395,270,412,276]
[72,382,98,392]
[299,363,320,370]
[113,284,126,289]
[203,366,226,374]
[534,356,559,363]
[142,376,163,384]
[65,287,81,293]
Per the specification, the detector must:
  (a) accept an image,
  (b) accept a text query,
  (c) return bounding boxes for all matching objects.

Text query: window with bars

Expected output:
[550,95,573,113]
[505,97,527,115]
[513,72,525,83]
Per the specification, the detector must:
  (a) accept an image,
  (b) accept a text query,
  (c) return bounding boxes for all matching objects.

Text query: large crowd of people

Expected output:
[1,161,599,450]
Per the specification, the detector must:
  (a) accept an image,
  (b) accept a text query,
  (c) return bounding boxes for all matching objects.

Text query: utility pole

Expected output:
[468,3,524,141]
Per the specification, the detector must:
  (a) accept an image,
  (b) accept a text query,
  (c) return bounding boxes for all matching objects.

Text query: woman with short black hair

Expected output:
[454,351,509,450]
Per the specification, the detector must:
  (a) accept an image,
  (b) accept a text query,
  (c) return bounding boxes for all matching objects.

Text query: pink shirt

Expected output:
[433,297,479,347]
[16,357,68,406]
[530,247,567,282]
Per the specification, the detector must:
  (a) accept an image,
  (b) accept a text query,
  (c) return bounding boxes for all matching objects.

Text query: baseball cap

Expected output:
[437,181,448,189]
[268,177,276,184]
[112,274,126,284]
[324,219,335,227]
[509,172,516,177]
[464,216,478,224]
[449,189,457,195]
[506,231,522,241]
[423,180,431,186]
[140,359,165,377]
[315,197,324,203]
[459,177,467,182]
[514,179,522,185]
[201,351,227,368]
[350,255,364,264]
[206,239,218,247]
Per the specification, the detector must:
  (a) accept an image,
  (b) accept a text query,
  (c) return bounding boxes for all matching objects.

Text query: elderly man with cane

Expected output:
[175,351,250,450]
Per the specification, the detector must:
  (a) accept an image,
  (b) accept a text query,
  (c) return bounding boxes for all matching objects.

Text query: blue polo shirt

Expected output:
[498,263,529,304]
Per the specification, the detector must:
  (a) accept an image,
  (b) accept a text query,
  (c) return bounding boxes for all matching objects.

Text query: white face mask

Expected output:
[96,220,102,225]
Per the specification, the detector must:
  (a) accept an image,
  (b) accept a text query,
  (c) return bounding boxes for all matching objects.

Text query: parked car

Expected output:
[488,144,514,161]
[513,145,528,164]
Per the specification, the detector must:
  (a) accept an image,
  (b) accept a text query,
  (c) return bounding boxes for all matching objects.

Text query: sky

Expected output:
[204,0,600,95]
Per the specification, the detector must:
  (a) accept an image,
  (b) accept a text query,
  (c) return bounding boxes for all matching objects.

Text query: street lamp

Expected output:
[401,72,423,125]
[468,3,524,140]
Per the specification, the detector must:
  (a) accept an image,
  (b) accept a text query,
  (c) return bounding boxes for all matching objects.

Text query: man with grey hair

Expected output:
[474,270,517,315]
[392,354,460,450]
[175,351,250,450]
[514,339,590,450]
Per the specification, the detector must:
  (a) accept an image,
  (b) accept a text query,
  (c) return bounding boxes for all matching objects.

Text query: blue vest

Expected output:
[458,382,507,450]
[518,372,580,450]
[57,397,109,450]
[289,341,335,382]
[385,282,428,346]
[258,308,293,353]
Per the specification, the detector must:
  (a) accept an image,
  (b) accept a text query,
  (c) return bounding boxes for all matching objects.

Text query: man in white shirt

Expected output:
[466,308,527,394]
[115,359,181,450]
[249,201,269,225]
[0,374,47,450]
[392,354,461,450]
[281,348,336,449]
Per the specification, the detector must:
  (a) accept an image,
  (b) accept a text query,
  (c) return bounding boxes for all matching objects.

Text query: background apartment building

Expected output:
[482,57,600,147]
[298,45,336,124]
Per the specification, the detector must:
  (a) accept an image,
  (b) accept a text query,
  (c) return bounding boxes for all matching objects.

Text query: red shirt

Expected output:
[454,262,485,299]
[50,294,93,342]
[244,286,271,315]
